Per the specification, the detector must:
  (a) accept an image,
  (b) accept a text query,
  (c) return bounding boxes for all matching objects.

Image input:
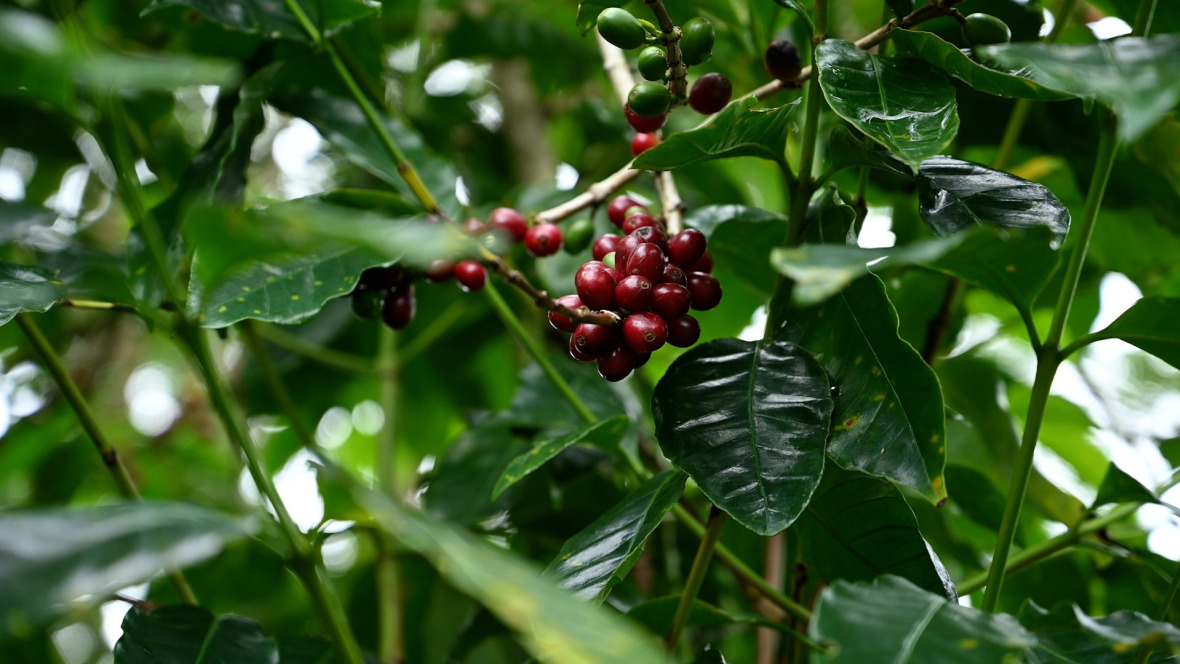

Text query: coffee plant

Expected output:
[2,0,1180,662]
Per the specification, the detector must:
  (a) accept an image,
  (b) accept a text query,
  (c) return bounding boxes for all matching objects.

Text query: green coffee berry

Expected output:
[627,81,672,118]
[680,17,715,66]
[602,251,617,269]
[597,8,646,51]
[637,46,668,81]
[563,218,595,254]
[962,13,1011,46]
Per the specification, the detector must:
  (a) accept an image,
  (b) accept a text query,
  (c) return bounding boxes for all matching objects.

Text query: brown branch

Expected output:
[533,164,644,225]
[480,248,621,326]
[653,171,685,233]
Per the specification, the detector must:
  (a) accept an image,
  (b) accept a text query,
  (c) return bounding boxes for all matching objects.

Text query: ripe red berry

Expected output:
[569,335,598,362]
[615,234,644,270]
[597,344,636,382]
[462,218,488,235]
[489,207,528,242]
[549,294,583,333]
[623,312,668,353]
[576,265,618,310]
[616,275,654,312]
[592,234,621,262]
[690,251,714,274]
[668,229,707,268]
[525,223,563,257]
[661,264,688,287]
[608,195,643,228]
[454,260,487,292]
[382,286,416,330]
[631,225,669,254]
[631,133,659,156]
[667,315,701,347]
[688,73,733,115]
[625,104,667,133]
[687,271,722,310]
[652,283,692,319]
[573,323,618,355]
[623,211,659,234]
[424,259,455,283]
[626,243,667,283]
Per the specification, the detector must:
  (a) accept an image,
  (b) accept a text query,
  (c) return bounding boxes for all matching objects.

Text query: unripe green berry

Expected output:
[563,218,595,254]
[627,81,672,118]
[597,8,646,51]
[680,17,715,66]
[637,46,668,81]
[962,13,1011,46]
[602,251,617,269]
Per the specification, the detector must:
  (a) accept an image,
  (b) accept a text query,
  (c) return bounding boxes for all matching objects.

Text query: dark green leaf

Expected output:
[114,605,277,664]
[689,205,788,297]
[811,576,1035,662]
[545,470,686,601]
[1092,464,1159,509]
[494,415,629,499]
[772,275,947,502]
[0,503,254,638]
[142,0,380,43]
[816,39,959,171]
[1020,601,1180,663]
[826,125,913,180]
[1088,297,1180,370]
[351,483,674,664]
[771,0,814,34]
[631,98,798,171]
[925,226,1061,311]
[917,156,1071,244]
[627,596,767,634]
[800,466,956,599]
[979,35,1180,143]
[276,638,339,664]
[493,362,627,429]
[75,53,239,93]
[652,338,833,536]
[576,0,626,36]
[424,426,527,526]
[0,262,65,326]
[886,0,914,19]
[891,30,1073,102]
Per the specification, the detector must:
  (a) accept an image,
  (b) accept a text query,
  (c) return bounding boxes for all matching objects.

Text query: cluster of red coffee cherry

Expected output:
[351,207,565,329]
[548,195,721,382]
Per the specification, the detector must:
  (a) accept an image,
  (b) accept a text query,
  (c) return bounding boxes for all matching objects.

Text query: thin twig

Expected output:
[643,0,688,99]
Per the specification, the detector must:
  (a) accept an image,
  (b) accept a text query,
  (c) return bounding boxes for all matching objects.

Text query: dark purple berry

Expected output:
[573,323,618,355]
[687,271,722,310]
[691,251,714,274]
[667,315,701,347]
[688,73,732,115]
[597,344,636,382]
[661,264,688,287]
[382,286,416,330]
[764,40,803,82]
[569,335,598,362]
[668,229,707,268]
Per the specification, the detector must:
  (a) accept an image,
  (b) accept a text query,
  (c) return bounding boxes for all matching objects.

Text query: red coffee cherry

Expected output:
[688,73,733,115]
[573,323,618,355]
[622,311,668,353]
[626,243,667,283]
[631,132,659,156]
[616,275,654,312]
[687,271,723,310]
[569,335,598,362]
[615,234,645,270]
[525,222,563,257]
[454,260,487,292]
[576,265,618,310]
[548,294,583,333]
[690,251,714,274]
[597,344,636,382]
[668,228,707,268]
[661,264,688,287]
[764,40,803,82]
[652,283,692,319]
[625,104,667,133]
[489,207,528,242]
[608,195,643,228]
[667,315,701,347]
[623,211,659,234]
[382,286,416,330]
[424,259,455,283]
[592,234,621,262]
[631,225,669,254]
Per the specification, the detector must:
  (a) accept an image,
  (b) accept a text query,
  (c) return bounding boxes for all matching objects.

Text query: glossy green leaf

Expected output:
[979,36,1180,143]
[0,503,254,638]
[189,246,387,328]
[276,638,339,664]
[811,576,1035,663]
[1092,464,1159,509]
[352,484,673,664]
[494,415,629,499]
[545,470,686,601]
[826,125,913,180]
[0,262,65,326]
[917,156,1071,244]
[688,205,788,297]
[800,466,956,599]
[816,39,959,172]
[142,0,380,43]
[627,596,767,635]
[1087,297,1180,370]
[772,275,947,502]
[576,0,626,35]
[891,30,1073,102]
[114,605,277,664]
[1020,601,1180,663]
[925,226,1061,311]
[424,426,527,526]
[771,0,814,34]
[652,338,833,536]
[493,362,627,429]
[631,98,798,171]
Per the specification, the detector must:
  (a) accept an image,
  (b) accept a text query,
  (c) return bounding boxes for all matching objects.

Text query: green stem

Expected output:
[666,508,727,649]
[377,327,399,496]
[375,328,404,663]
[240,321,317,449]
[992,0,1078,170]
[980,115,1119,613]
[1133,556,1180,664]
[255,324,382,375]
[16,313,199,605]
[1059,330,1116,361]
[482,281,598,425]
[1133,0,1158,36]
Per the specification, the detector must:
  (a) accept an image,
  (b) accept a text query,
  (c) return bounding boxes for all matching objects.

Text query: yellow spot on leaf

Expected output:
[959,638,978,650]
[873,394,885,402]
[931,434,939,443]
[843,416,859,429]
[855,356,863,365]
[218,306,227,313]
[870,366,880,375]
[290,295,300,301]
[314,280,323,286]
